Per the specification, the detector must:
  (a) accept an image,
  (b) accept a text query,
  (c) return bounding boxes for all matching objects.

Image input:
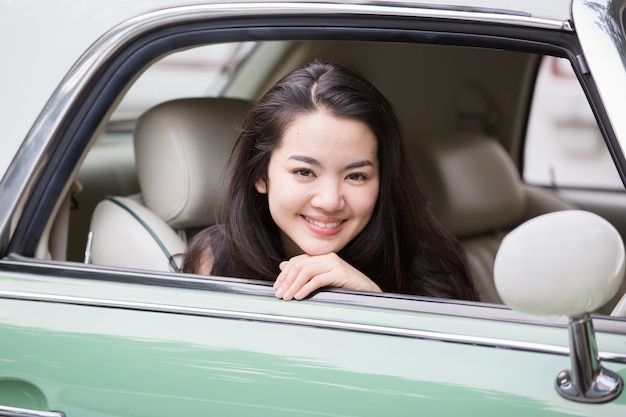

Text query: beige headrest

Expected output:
[414,133,526,237]
[90,195,187,271]
[134,97,250,229]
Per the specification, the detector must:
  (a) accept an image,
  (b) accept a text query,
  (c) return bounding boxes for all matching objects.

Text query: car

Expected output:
[2,0,626,415]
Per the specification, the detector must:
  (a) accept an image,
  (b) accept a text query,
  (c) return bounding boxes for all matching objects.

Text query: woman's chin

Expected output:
[299,244,342,256]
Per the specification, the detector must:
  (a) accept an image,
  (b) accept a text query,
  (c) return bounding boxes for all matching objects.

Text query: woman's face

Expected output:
[255,111,379,258]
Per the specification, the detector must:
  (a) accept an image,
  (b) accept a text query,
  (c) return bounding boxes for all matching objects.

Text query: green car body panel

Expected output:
[0,268,624,416]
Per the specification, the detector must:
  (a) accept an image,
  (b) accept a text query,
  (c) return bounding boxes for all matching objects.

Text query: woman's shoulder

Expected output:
[183,224,225,274]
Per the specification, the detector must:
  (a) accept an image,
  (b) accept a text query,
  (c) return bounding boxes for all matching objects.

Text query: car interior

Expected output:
[34,39,626,315]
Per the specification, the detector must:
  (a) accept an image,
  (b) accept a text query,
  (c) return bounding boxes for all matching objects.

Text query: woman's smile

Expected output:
[302,215,347,234]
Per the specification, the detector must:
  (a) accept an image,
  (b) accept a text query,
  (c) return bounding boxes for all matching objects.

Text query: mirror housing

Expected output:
[494,210,624,403]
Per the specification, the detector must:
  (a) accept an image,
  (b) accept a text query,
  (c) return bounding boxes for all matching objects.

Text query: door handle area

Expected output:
[0,405,64,417]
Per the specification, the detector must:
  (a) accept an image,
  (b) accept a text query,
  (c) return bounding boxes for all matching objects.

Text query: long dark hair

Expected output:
[184,60,477,301]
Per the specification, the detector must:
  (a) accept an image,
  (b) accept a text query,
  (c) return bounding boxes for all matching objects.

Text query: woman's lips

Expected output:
[302,215,346,235]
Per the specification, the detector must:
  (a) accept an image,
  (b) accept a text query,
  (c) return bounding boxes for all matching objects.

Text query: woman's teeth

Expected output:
[305,217,342,228]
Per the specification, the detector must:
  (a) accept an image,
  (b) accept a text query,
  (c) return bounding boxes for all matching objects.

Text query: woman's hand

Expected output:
[273,253,382,300]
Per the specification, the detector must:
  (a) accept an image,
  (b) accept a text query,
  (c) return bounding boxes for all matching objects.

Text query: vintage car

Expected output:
[2,0,626,415]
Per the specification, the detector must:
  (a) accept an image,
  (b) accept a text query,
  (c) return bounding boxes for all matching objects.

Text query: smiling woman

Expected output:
[183,60,478,301]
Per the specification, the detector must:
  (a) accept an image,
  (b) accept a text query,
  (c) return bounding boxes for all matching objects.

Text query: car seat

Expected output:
[413,132,576,304]
[88,97,250,272]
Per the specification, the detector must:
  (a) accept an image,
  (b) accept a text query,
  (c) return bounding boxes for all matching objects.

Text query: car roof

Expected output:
[345,0,572,20]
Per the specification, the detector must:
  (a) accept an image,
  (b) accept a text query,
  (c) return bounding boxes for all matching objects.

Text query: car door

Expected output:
[2,257,626,416]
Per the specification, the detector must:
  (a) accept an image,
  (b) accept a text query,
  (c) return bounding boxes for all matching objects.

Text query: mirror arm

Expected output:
[556,313,623,403]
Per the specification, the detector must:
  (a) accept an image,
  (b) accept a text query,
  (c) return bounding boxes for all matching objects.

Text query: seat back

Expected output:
[89,97,250,271]
[413,132,575,303]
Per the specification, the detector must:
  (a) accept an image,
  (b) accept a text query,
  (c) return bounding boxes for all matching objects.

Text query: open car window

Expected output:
[64,38,626,316]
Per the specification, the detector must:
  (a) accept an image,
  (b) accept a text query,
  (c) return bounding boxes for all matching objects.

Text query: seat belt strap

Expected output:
[105,196,181,272]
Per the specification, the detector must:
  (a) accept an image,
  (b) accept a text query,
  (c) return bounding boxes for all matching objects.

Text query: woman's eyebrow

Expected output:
[345,159,374,170]
[289,155,321,167]
[289,155,374,170]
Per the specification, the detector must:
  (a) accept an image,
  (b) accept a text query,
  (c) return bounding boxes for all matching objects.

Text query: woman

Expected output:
[184,60,478,302]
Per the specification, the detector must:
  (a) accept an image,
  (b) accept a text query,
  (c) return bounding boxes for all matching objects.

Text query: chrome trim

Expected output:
[0,256,569,323]
[0,1,571,250]
[0,405,64,417]
[575,53,590,74]
[1,288,626,364]
[5,255,625,331]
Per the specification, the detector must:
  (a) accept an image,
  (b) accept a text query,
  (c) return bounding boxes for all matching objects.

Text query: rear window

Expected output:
[524,56,622,190]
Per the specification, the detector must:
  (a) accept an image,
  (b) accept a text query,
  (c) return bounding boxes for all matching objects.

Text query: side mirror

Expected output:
[494,210,624,403]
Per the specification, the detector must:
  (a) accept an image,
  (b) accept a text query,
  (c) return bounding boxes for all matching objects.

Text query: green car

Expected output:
[2,0,626,415]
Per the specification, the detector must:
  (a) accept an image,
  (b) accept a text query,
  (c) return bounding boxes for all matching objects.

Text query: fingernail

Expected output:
[275,287,284,298]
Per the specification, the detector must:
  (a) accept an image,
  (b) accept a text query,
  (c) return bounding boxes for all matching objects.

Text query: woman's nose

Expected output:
[310,181,345,211]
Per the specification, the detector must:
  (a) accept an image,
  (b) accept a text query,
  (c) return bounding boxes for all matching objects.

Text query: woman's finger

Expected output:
[292,272,336,300]
[280,260,331,300]
[274,255,316,297]
[273,261,290,289]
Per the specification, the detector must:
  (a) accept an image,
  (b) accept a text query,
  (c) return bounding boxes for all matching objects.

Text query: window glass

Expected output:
[524,56,622,189]
[111,42,256,121]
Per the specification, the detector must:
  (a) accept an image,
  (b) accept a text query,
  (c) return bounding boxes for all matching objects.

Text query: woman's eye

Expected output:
[346,172,367,181]
[293,168,314,177]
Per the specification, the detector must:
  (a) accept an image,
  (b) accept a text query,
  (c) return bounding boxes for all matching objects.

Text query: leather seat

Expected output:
[88,97,250,272]
[413,132,576,303]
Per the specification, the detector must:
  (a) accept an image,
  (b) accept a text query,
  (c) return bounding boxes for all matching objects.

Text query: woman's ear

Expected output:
[254,178,268,194]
